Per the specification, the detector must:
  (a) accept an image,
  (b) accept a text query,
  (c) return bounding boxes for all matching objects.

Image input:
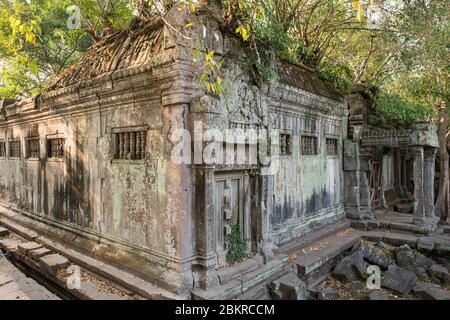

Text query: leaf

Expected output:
[206,50,215,61]
[185,23,193,28]
[236,25,250,42]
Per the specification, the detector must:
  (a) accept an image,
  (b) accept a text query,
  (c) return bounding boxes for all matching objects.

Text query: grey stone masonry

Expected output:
[0,252,59,300]
[17,242,43,255]
[39,254,70,275]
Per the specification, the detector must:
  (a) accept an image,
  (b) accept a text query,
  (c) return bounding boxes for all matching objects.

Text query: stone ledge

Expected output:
[0,214,182,300]
[191,257,288,300]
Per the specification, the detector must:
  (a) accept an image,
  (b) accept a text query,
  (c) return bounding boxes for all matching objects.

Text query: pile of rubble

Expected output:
[267,239,450,300]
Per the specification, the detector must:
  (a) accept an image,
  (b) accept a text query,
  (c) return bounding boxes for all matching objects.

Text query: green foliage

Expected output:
[0,0,135,99]
[373,92,436,127]
[316,61,354,95]
[225,222,248,265]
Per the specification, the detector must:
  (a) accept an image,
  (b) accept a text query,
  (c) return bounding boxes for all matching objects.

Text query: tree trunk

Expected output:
[436,107,449,222]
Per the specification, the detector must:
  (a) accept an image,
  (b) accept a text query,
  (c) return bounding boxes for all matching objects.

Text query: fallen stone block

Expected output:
[428,264,450,284]
[295,254,323,277]
[375,241,388,249]
[357,244,373,259]
[381,265,417,294]
[368,251,392,270]
[368,290,388,300]
[0,239,19,252]
[28,247,52,262]
[0,227,9,237]
[415,255,435,271]
[18,242,43,255]
[268,272,306,300]
[333,251,367,282]
[39,254,70,275]
[395,245,427,278]
[413,282,450,300]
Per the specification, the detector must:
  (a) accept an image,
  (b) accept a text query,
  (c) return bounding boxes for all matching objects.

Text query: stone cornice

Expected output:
[361,125,439,148]
[267,82,346,117]
[0,59,188,127]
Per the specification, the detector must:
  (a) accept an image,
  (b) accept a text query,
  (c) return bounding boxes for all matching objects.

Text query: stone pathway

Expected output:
[0,252,60,300]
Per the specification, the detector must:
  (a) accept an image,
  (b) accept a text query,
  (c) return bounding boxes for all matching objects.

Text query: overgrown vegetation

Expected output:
[225,222,248,265]
[373,92,436,127]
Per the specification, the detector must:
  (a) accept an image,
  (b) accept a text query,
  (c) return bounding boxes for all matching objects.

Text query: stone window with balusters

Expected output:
[9,140,21,158]
[301,135,318,156]
[47,138,64,159]
[113,130,147,160]
[27,137,40,158]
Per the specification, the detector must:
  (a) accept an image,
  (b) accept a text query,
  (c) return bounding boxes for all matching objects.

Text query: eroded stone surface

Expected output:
[381,265,417,294]
[413,282,450,300]
[18,242,43,255]
[39,254,70,275]
[333,251,367,282]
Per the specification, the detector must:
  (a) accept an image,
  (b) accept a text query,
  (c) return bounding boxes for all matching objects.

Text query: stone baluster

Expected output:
[124,132,129,159]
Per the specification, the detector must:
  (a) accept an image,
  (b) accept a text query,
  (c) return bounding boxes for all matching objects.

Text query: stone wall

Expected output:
[266,82,346,245]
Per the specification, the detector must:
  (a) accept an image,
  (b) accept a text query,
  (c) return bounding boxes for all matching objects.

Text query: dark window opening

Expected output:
[47,138,64,159]
[27,138,40,158]
[326,138,338,156]
[10,141,21,158]
[114,131,147,160]
[0,142,5,157]
[301,136,318,155]
[280,133,291,156]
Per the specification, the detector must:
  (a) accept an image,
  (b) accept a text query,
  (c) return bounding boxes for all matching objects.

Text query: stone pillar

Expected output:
[411,146,438,232]
[194,165,219,289]
[411,147,425,220]
[424,148,437,218]
[394,148,402,192]
[343,141,373,219]
[259,165,275,263]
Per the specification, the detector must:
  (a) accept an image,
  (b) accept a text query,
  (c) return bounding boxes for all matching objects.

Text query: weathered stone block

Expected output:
[295,254,323,277]
[18,242,43,255]
[0,239,18,252]
[381,265,417,294]
[429,265,450,284]
[413,282,450,300]
[39,254,70,275]
[28,247,52,262]
[268,272,306,300]
[368,251,392,270]
[333,251,367,282]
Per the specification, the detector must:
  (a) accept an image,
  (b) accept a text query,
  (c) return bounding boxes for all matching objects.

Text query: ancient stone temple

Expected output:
[0,9,439,298]
[344,88,439,232]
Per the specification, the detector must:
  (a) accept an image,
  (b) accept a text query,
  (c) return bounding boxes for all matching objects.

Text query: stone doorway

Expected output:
[214,171,252,267]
